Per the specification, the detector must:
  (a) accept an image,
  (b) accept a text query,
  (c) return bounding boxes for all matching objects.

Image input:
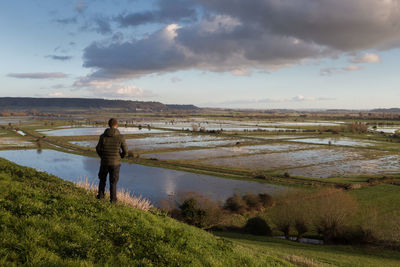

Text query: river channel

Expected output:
[0,149,285,205]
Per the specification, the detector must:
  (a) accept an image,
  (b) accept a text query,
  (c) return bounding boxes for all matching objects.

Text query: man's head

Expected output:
[108,118,118,128]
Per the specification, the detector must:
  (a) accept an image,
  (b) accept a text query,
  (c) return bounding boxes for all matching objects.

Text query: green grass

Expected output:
[215,232,400,267]
[0,157,289,266]
[350,184,400,216]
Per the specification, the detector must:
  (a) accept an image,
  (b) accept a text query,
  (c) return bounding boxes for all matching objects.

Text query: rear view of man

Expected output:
[96,118,128,203]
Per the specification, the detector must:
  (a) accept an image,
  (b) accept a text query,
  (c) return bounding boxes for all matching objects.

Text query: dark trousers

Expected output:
[98,164,120,202]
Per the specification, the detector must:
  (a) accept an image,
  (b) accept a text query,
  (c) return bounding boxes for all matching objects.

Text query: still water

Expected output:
[0,149,285,205]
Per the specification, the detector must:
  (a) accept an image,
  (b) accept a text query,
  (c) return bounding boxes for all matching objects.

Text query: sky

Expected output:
[1,0,400,110]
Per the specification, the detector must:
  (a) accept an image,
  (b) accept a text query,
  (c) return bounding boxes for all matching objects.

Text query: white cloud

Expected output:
[344,65,363,71]
[207,95,334,106]
[74,77,153,98]
[351,53,381,63]
[48,91,69,97]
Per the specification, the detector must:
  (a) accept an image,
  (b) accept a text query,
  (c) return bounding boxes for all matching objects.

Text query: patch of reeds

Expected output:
[75,177,152,211]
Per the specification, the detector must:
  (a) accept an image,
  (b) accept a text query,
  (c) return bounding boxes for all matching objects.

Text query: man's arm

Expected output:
[96,135,103,157]
[120,136,128,158]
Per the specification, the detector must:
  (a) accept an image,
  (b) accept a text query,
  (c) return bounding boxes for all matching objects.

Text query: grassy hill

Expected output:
[1,157,399,266]
[0,158,287,266]
[0,97,199,112]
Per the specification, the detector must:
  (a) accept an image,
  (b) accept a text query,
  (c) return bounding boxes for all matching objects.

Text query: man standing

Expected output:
[96,118,128,203]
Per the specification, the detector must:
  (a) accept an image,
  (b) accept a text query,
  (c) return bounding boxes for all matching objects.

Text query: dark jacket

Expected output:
[96,128,128,166]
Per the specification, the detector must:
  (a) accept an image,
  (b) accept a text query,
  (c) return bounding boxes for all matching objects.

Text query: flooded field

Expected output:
[199,147,392,174]
[0,137,33,148]
[2,117,399,179]
[371,127,400,134]
[0,149,285,205]
[143,143,317,160]
[288,155,400,178]
[37,127,170,136]
[288,137,380,147]
[70,133,249,151]
[244,135,308,140]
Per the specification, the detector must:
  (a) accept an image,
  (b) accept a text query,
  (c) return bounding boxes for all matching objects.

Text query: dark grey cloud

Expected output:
[7,72,68,79]
[93,16,112,34]
[82,0,400,80]
[117,0,197,27]
[79,16,113,35]
[46,55,73,61]
[198,0,400,51]
[83,24,191,78]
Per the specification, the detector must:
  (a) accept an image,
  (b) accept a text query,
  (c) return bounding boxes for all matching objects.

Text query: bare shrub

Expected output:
[243,194,263,210]
[224,193,274,215]
[311,188,358,243]
[259,193,274,208]
[224,193,247,214]
[348,121,368,133]
[75,177,152,211]
[162,191,226,229]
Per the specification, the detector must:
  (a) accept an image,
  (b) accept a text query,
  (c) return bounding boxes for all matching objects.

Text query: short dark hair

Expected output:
[108,118,118,128]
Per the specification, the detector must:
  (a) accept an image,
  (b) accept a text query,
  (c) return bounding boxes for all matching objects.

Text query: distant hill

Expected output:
[370,108,400,113]
[0,97,199,112]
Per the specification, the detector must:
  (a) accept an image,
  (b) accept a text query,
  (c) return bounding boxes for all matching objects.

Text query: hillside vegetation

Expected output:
[0,97,199,112]
[0,158,287,266]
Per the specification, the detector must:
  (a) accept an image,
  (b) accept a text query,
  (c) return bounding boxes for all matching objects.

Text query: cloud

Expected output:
[320,64,363,75]
[46,55,73,61]
[211,96,334,106]
[351,53,381,63]
[73,76,154,98]
[116,0,197,27]
[82,0,400,80]
[7,72,68,79]
[83,19,324,79]
[48,91,69,97]
[170,77,182,83]
[344,65,363,71]
[199,0,400,50]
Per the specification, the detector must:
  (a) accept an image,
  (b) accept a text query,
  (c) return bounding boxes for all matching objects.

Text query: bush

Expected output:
[162,191,226,229]
[224,193,274,214]
[224,193,247,214]
[244,217,272,236]
[243,194,262,210]
[259,193,274,208]
[179,198,208,228]
[348,122,368,133]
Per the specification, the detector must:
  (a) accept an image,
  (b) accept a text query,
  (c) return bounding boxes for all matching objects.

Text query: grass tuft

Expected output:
[75,177,153,211]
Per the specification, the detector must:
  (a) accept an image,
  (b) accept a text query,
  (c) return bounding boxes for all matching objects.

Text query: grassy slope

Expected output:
[216,233,400,267]
[0,158,289,266]
[1,159,400,266]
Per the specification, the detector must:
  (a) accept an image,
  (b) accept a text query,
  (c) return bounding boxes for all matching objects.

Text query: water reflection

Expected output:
[0,149,285,205]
